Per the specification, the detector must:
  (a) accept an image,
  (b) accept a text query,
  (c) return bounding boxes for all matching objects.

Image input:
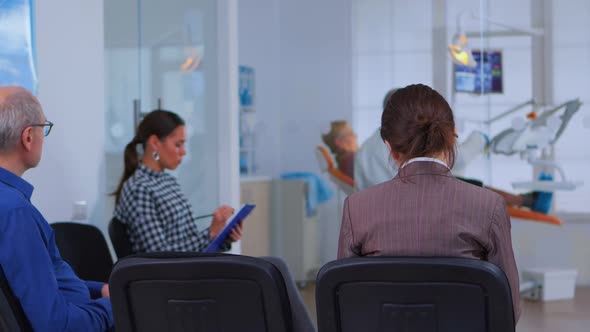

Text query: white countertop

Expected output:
[240,175,272,183]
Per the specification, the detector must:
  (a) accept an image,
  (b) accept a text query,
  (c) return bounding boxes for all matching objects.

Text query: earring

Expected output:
[152,151,160,161]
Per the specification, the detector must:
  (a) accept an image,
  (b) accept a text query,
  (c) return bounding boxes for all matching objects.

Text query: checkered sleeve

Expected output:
[123,183,212,253]
[183,223,211,252]
[124,184,174,252]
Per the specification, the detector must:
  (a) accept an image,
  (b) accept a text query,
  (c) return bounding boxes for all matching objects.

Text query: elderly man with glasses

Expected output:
[0,86,113,331]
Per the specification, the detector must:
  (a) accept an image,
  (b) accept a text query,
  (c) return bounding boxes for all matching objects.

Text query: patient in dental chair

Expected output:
[322,89,550,213]
[321,120,358,179]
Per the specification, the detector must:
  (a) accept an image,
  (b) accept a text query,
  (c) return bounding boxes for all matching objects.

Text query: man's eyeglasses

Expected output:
[30,121,54,137]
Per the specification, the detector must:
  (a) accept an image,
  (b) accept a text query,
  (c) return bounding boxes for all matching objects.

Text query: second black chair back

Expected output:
[108,218,134,259]
[109,253,293,332]
[0,266,32,332]
[316,257,515,332]
[51,222,113,283]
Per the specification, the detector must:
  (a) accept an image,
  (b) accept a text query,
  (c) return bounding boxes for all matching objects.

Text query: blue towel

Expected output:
[281,172,334,217]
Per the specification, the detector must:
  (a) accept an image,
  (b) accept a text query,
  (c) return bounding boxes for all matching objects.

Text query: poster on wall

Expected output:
[239,66,256,174]
[239,66,255,112]
[0,0,38,94]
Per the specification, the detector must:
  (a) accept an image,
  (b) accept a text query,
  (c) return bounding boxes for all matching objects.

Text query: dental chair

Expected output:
[487,99,584,226]
[507,206,562,225]
[315,146,355,195]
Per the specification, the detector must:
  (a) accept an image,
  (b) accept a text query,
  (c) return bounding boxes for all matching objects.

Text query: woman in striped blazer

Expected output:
[338,84,521,321]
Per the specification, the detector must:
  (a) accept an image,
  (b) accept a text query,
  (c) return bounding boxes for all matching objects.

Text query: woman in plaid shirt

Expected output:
[111,110,316,331]
[113,110,241,253]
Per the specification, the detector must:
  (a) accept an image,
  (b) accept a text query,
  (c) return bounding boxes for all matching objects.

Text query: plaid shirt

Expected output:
[114,164,229,253]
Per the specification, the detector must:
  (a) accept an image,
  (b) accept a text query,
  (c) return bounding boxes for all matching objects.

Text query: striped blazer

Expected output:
[338,160,521,321]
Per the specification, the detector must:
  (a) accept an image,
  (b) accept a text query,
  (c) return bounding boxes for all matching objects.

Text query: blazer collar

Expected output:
[396,160,452,178]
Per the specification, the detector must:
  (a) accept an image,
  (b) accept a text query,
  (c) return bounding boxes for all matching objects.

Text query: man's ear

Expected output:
[21,127,34,152]
[384,140,402,166]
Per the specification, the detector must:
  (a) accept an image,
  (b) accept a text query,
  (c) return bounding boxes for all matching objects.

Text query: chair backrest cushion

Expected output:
[0,266,32,331]
[108,218,135,259]
[109,253,292,332]
[316,257,515,332]
[51,222,113,283]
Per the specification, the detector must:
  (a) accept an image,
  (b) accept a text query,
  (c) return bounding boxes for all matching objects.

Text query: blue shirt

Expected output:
[0,167,114,331]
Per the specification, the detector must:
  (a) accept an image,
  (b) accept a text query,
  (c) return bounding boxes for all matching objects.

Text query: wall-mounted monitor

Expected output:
[454,50,503,94]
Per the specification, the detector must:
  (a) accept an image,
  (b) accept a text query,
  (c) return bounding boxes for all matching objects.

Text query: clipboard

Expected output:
[204,204,256,253]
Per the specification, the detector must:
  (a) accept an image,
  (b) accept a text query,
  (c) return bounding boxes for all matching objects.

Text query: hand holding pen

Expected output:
[209,205,240,241]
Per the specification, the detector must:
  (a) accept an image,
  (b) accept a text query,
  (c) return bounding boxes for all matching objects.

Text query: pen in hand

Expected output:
[195,213,214,220]
[196,208,235,221]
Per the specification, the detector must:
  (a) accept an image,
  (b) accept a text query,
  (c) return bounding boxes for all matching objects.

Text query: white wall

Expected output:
[551,0,590,213]
[26,0,107,228]
[238,0,281,177]
[278,0,353,175]
[278,0,353,264]
[239,0,354,174]
[513,0,590,284]
[239,0,353,263]
[352,0,434,143]
[512,220,590,285]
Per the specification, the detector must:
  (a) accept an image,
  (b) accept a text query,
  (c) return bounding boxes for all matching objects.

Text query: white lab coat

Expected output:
[354,129,487,190]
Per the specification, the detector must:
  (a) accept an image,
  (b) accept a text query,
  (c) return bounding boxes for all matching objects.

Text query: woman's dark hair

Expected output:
[380,84,456,170]
[112,109,185,203]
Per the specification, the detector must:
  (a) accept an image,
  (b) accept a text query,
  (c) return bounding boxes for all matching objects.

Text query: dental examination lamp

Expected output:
[448,11,477,67]
[448,11,543,67]
[488,99,584,192]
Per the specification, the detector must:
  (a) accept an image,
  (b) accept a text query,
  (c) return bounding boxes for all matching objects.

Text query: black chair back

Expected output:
[51,222,113,283]
[0,266,32,331]
[109,253,293,332]
[316,257,515,332]
[108,218,134,259]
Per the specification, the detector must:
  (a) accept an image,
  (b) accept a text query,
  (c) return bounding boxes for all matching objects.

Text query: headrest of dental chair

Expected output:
[315,146,355,194]
[315,146,333,172]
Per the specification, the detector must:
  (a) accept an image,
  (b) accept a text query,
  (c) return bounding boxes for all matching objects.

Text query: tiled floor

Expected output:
[516,287,590,332]
[299,284,590,331]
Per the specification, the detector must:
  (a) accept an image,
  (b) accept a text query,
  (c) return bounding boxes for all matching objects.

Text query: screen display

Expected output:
[454,50,503,94]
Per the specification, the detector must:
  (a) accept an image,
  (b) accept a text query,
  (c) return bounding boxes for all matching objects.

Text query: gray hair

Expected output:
[0,91,43,152]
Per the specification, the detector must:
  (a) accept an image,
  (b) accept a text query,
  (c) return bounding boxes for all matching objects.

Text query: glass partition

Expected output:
[104,0,227,229]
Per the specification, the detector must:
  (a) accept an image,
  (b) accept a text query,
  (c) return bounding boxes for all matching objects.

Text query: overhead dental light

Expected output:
[449,33,477,67]
[448,11,476,67]
[448,11,544,68]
